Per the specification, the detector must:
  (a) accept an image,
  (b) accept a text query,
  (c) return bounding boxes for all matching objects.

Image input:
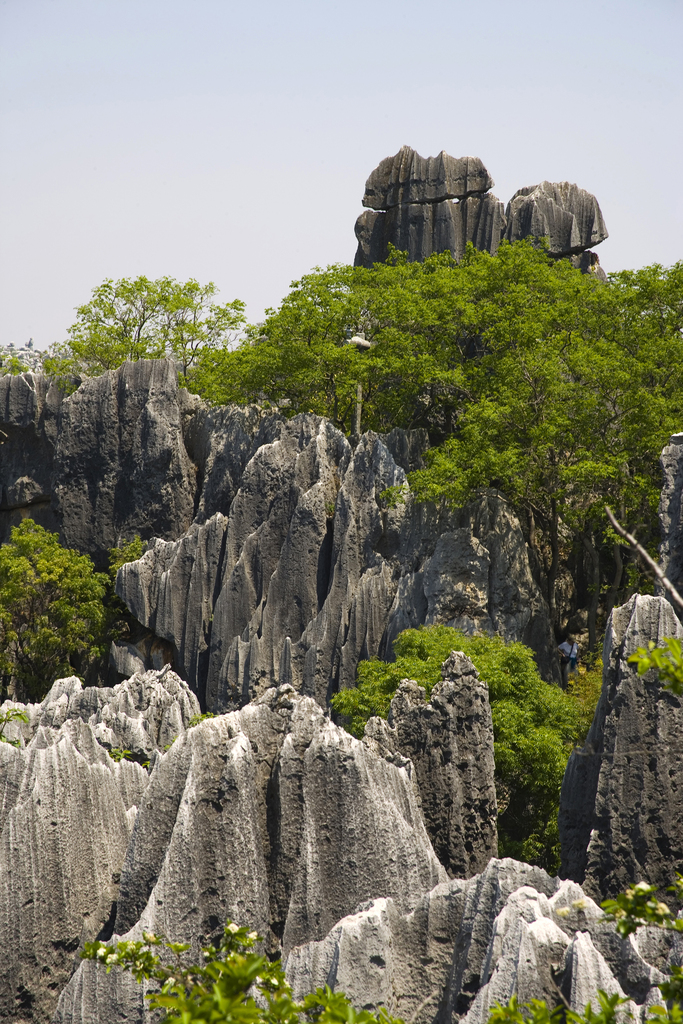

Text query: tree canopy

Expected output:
[45,275,246,377]
[0,520,108,700]
[186,243,683,647]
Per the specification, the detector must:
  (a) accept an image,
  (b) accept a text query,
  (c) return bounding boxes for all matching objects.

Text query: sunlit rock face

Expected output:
[353,146,607,272]
[559,593,683,901]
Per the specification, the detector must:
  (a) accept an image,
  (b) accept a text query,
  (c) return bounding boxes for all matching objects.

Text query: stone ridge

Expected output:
[559,593,683,899]
[49,680,449,1022]
[115,411,559,709]
[363,650,498,879]
[0,361,559,708]
[285,860,668,1024]
[362,146,494,210]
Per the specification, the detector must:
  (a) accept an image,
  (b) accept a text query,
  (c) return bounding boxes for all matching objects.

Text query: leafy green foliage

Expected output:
[0,354,30,375]
[188,712,217,727]
[0,706,29,746]
[628,639,683,696]
[107,747,133,763]
[332,625,596,872]
[108,537,145,580]
[187,243,683,646]
[601,877,683,937]
[81,920,403,1024]
[566,661,604,738]
[0,520,108,700]
[44,276,246,378]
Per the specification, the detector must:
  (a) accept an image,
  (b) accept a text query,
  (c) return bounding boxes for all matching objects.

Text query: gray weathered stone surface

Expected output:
[0,362,558,705]
[285,860,668,1024]
[559,594,683,900]
[0,372,65,544]
[52,683,446,1022]
[505,181,608,256]
[117,423,559,710]
[362,147,494,210]
[0,361,200,564]
[363,650,497,879]
[2,668,201,760]
[353,150,607,268]
[354,193,506,267]
[0,715,148,1021]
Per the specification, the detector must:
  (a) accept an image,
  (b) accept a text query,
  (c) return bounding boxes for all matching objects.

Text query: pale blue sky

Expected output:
[1,0,681,349]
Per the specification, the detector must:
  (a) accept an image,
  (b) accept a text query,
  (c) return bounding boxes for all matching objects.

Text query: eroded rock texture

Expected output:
[286,859,672,1024]
[505,181,608,256]
[353,148,607,268]
[0,361,199,562]
[0,372,65,543]
[559,594,683,900]
[0,361,558,705]
[362,147,495,209]
[53,682,447,1022]
[363,650,497,879]
[117,417,559,709]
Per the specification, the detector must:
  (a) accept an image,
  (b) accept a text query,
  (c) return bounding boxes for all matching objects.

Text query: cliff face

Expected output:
[559,593,683,899]
[0,361,560,708]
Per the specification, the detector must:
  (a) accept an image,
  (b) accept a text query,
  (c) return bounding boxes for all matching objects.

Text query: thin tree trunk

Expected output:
[604,542,624,623]
[547,500,560,628]
[352,384,362,437]
[581,527,601,652]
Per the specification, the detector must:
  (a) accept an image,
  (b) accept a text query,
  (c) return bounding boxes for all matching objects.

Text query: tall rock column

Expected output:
[559,593,683,899]
[364,650,498,878]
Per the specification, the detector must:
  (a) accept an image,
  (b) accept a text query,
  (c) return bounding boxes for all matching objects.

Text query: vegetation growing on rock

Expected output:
[332,624,601,872]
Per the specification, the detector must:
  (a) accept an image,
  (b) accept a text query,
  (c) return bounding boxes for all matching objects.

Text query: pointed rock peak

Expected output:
[362,146,494,210]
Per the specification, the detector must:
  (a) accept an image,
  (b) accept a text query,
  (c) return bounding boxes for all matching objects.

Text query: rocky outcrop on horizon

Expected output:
[354,146,608,273]
[559,593,683,900]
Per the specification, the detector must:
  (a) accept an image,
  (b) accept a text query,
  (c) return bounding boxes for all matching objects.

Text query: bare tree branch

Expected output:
[605,505,683,611]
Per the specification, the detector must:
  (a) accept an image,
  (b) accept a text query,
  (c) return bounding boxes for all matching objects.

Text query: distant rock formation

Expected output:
[505,181,608,256]
[354,146,608,274]
[658,433,683,600]
[559,593,683,899]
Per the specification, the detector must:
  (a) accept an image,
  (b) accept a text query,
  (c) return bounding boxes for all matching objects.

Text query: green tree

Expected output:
[81,920,402,1024]
[44,276,246,378]
[0,520,108,700]
[331,625,596,872]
